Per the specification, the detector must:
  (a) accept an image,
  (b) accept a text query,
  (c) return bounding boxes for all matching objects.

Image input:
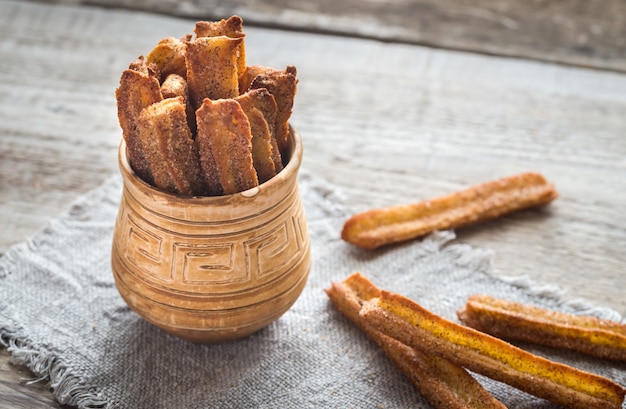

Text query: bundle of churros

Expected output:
[326,273,626,409]
[116,16,297,196]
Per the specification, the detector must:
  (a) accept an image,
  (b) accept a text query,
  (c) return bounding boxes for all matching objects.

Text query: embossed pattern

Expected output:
[111,129,310,342]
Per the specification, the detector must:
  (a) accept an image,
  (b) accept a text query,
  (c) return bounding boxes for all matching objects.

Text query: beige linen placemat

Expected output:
[1,172,624,408]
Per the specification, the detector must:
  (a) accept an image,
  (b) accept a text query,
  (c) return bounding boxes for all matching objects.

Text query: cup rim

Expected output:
[118,125,302,204]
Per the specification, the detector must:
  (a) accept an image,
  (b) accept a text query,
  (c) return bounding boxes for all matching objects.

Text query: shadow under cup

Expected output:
[111,127,311,343]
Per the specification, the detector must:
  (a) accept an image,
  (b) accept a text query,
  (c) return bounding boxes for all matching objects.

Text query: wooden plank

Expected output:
[1,1,625,407]
[47,0,626,73]
[2,0,625,313]
[0,349,65,408]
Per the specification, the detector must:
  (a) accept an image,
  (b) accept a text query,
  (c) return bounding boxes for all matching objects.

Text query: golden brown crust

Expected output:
[194,16,246,74]
[116,17,296,197]
[138,97,207,196]
[342,172,559,249]
[458,294,626,362]
[160,74,196,135]
[325,273,506,409]
[185,36,243,108]
[196,98,258,195]
[146,36,188,82]
[193,130,223,197]
[244,88,282,172]
[116,59,163,184]
[361,290,626,409]
[194,16,244,37]
[238,65,268,94]
[135,102,176,194]
[240,65,297,158]
[235,88,281,183]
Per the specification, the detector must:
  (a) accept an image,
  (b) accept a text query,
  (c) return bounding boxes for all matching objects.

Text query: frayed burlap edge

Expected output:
[0,328,109,408]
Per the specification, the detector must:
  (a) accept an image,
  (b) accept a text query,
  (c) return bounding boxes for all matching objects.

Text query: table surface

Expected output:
[1,0,625,407]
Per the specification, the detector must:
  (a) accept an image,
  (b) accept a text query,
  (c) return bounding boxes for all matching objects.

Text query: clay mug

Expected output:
[111,127,310,343]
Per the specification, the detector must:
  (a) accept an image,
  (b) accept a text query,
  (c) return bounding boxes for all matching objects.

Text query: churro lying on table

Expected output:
[360,289,625,409]
[342,172,558,249]
[325,273,506,409]
[458,294,626,362]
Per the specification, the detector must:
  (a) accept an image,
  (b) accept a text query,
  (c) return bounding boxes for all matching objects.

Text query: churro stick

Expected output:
[240,65,298,158]
[326,273,506,409]
[194,16,246,74]
[116,58,163,184]
[236,89,281,183]
[136,97,206,196]
[135,105,176,194]
[185,36,243,108]
[196,98,258,195]
[361,291,626,409]
[458,294,626,362]
[342,172,558,250]
[146,36,188,82]
[160,73,196,135]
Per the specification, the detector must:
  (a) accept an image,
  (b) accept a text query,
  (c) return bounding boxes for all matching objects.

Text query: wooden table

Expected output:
[1,0,625,407]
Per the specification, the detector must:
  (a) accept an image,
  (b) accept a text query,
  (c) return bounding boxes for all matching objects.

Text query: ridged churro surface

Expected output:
[361,290,625,409]
[342,172,558,249]
[326,273,506,409]
[458,294,626,362]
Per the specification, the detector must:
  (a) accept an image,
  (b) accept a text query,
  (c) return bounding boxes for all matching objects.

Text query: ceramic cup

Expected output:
[111,127,310,343]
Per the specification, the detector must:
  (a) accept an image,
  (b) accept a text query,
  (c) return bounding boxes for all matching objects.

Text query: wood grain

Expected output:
[0,349,64,408]
[50,0,626,73]
[1,0,625,407]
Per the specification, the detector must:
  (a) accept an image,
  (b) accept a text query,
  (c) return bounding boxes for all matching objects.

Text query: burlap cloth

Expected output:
[1,172,624,409]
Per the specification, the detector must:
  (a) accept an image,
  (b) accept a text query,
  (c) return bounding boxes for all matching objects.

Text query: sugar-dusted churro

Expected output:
[185,36,244,108]
[326,273,506,409]
[361,290,626,409]
[236,88,282,183]
[146,36,189,82]
[160,73,195,134]
[342,172,558,250]
[160,73,187,100]
[194,16,246,74]
[136,97,206,196]
[458,294,626,362]
[196,98,259,195]
[116,58,163,184]
[240,65,298,158]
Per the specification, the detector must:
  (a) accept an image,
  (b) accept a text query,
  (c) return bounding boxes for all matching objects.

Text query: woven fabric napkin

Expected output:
[1,172,624,409]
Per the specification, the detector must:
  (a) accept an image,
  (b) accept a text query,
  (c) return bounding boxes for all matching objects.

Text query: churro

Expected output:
[185,36,244,108]
[342,172,558,249]
[240,65,298,158]
[160,73,195,134]
[194,16,246,74]
[136,97,206,196]
[458,294,626,362]
[196,98,258,195]
[236,88,281,183]
[361,290,626,409]
[326,273,506,409]
[146,36,188,82]
[116,58,163,184]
